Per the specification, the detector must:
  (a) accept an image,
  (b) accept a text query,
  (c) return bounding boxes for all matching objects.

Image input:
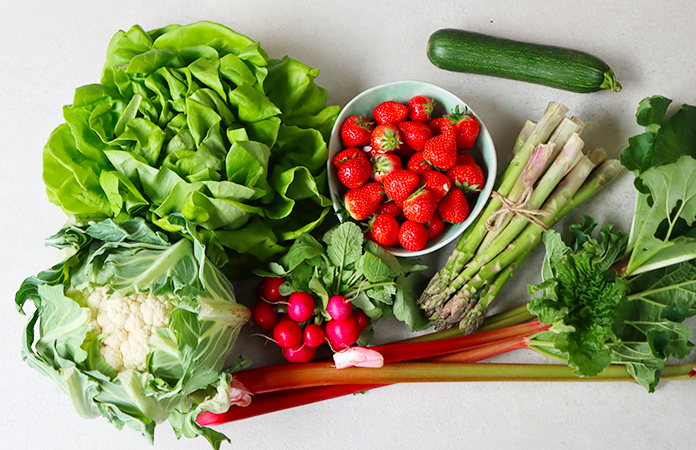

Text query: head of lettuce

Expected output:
[43,21,340,276]
[16,215,251,448]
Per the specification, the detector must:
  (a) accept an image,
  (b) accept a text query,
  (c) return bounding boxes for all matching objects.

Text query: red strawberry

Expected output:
[343,182,383,221]
[446,106,480,151]
[456,151,475,166]
[406,151,432,175]
[337,155,372,189]
[420,170,452,201]
[394,142,417,160]
[383,169,419,202]
[369,213,400,247]
[376,199,404,219]
[402,188,438,223]
[423,125,457,170]
[333,147,366,168]
[371,124,402,153]
[438,188,470,223]
[373,101,409,125]
[397,121,434,151]
[427,212,445,239]
[361,181,385,205]
[398,220,428,251]
[341,115,373,147]
[371,153,402,183]
[428,117,450,135]
[407,95,435,123]
[446,161,485,193]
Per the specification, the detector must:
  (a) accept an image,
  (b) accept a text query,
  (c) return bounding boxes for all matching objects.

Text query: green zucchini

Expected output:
[427,28,621,93]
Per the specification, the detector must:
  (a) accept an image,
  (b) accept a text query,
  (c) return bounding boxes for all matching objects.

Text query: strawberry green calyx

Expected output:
[372,124,403,152]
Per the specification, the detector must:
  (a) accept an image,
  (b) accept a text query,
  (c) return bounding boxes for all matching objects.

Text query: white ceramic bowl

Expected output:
[327,80,497,257]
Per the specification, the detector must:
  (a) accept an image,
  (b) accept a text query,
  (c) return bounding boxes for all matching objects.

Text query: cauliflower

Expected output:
[87,286,174,373]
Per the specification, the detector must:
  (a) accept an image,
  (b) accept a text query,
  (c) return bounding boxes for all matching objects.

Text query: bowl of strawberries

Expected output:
[328,80,496,257]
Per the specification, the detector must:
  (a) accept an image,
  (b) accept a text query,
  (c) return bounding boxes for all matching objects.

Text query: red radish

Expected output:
[287,292,315,323]
[259,277,285,302]
[282,345,317,363]
[303,324,326,348]
[352,309,370,332]
[325,316,361,349]
[251,301,278,331]
[327,295,353,320]
[272,320,302,348]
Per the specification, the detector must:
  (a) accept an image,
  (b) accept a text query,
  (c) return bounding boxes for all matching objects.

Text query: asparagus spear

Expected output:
[420,102,568,308]
[433,155,618,330]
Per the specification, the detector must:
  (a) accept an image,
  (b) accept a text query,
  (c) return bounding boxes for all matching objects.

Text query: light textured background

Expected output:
[1,1,694,449]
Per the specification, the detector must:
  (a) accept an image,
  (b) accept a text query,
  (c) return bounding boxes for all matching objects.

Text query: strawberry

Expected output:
[446,161,485,193]
[341,115,373,147]
[369,213,400,247]
[406,151,432,175]
[456,151,475,166]
[426,212,445,239]
[373,101,409,125]
[383,169,419,202]
[371,153,402,183]
[370,124,402,153]
[427,117,450,135]
[361,181,385,205]
[438,188,470,223]
[407,95,435,123]
[402,188,438,223]
[376,199,403,219]
[397,121,434,151]
[394,142,416,160]
[333,147,366,168]
[398,220,428,251]
[343,182,383,221]
[446,106,480,151]
[337,155,372,189]
[423,125,457,170]
[420,170,452,201]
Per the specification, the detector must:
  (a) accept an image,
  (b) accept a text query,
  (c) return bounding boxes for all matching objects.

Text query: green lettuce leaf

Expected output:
[42,21,338,276]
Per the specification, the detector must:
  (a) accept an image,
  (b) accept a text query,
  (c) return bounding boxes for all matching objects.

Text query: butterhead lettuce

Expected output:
[43,21,339,275]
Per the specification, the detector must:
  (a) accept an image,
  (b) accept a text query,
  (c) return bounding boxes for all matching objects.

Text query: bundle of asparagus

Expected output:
[418,102,623,333]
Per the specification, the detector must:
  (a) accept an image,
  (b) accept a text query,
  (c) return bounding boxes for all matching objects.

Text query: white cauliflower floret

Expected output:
[87,287,174,373]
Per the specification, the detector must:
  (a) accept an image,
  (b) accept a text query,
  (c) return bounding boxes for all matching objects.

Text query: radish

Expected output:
[282,344,317,363]
[352,309,369,332]
[272,320,302,348]
[287,292,315,322]
[303,324,325,348]
[259,276,285,302]
[251,301,278,331]
[327,295,352,320]
[325,316,360,349]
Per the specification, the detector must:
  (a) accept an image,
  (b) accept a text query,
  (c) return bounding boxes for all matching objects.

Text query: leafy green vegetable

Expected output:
[16,216,250,448]
[527,96,696,391]
[529,217,696,391]
[42,21,339,276]
[258,222,430,337]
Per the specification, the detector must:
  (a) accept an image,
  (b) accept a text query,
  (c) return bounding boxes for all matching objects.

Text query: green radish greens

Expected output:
[257,221,431,342]
[42,21,339,276]
[16,215,250,448]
